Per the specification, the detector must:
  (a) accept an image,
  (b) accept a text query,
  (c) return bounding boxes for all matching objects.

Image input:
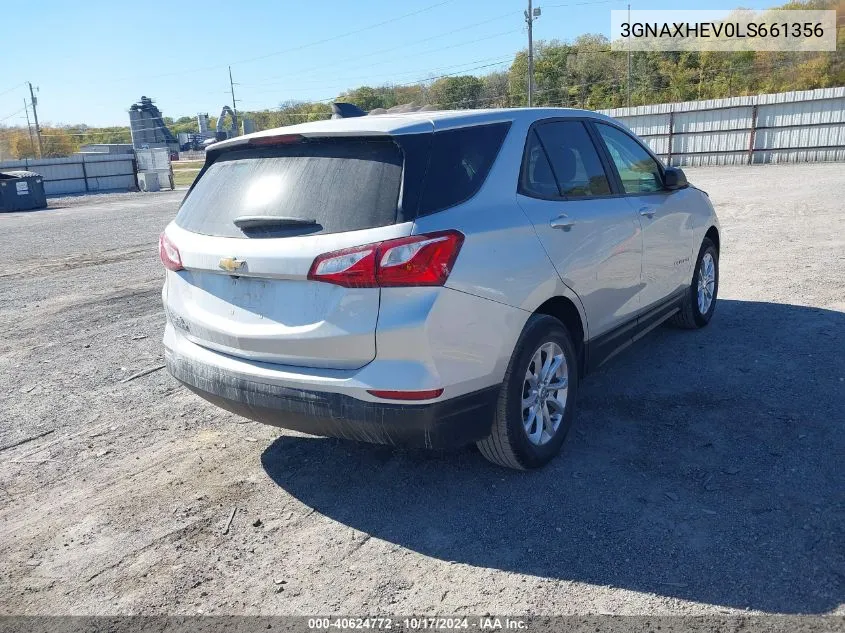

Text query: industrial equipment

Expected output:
[128,97,179,153]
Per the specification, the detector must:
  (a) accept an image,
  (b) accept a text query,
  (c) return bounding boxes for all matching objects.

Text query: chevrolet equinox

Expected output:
[160,108,720,470]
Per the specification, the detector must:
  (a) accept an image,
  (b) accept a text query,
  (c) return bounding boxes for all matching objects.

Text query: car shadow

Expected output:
[260,300,845,614]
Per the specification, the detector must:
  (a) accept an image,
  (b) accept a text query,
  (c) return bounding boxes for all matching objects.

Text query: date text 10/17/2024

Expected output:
[307,617,528,630]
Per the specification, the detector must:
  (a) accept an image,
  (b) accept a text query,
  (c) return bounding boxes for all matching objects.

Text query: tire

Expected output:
[670,237,718,329]
[477,314,579,470]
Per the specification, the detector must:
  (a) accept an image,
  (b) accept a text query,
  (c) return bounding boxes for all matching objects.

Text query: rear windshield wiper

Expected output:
[233,215,318,229]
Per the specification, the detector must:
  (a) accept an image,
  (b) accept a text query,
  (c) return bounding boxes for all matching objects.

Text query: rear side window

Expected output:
[416,122,510,215]
[175,138,402,238]
[535,121,611,197]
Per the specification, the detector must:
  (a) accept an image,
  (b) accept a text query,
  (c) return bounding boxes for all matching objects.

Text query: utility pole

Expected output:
[525,0,540,107]
[626,3,632,108]
[28,82,43,157]
[23,99,35,156]
[228,66,239,135]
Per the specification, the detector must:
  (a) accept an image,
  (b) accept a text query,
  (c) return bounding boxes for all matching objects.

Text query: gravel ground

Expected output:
[0,164,843,617]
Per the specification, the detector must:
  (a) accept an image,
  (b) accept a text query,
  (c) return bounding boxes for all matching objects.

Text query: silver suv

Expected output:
[160,108,720,470]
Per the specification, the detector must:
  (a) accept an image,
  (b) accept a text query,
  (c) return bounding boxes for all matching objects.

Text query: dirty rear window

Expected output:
[175,138,403,238]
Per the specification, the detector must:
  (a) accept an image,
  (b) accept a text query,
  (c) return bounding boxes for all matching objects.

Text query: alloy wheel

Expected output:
[521,341,568,446]
[697,252,716,314]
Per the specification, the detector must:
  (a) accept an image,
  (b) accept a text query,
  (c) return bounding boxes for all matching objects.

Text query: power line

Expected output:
[104,0,456,84]
[242,54,515,98]
[0,106,27,123]
[221,53,830,118]
[247,0,622,88]
[232,0,627,108]
[244,58,514,113]
[246,26,522,89]
[238,30,520,110]
[16,122,189,138]
[231,0,456,67]
[0,82,26,99]
[3,54,825,140]
[243,53,515,91]
[224,79,626,120]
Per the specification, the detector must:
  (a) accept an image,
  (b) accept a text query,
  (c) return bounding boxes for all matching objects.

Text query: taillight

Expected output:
[378,232,464,286]
[159,232,183,272]
[307,230,464,288]
[307,244,378,288]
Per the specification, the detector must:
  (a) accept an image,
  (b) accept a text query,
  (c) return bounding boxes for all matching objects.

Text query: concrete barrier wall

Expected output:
[0,153,136,195]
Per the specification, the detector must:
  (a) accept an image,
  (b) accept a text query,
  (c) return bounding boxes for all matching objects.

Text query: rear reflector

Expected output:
[307,230,464,288]
[367,388,444,401]
[159,232,183,272]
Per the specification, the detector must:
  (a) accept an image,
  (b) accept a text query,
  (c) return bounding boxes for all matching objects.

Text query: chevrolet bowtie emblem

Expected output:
[219,257,246,273]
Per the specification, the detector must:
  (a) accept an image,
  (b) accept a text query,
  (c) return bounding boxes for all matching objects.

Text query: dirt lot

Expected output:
[0,164,843,617]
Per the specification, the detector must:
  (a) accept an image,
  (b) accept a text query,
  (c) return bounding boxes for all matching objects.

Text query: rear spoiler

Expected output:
[332,102,437,118]
[331,103,367,119]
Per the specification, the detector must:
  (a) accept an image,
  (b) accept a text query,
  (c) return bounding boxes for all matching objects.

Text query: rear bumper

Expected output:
[165,348,498,449]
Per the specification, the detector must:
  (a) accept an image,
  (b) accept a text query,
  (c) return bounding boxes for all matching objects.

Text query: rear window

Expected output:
[175,138,402,238]
[415,122,511,215]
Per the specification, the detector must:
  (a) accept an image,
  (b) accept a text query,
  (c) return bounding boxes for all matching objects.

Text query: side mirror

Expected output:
[664,166,688,190]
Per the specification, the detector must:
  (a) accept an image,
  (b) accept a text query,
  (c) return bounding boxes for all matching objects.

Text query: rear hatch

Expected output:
[164,135,415,370]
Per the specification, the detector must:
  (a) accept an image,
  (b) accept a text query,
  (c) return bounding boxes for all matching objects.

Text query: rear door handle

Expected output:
[639,206,655,219]
[550,214,576,231]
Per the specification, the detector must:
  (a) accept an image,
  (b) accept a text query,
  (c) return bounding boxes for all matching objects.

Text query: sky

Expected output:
[0,0,782,127]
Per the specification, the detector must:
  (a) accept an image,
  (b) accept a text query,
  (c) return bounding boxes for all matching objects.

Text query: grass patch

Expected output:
[173,169,201,187]
[172,160,205,169]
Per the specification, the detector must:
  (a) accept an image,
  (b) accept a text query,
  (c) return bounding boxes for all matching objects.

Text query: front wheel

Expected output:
[477,314,579,470]
[671,237,719,329]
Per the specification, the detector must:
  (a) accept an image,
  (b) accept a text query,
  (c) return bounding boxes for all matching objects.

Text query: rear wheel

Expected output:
[670,237,718,329]
[477,314,579,470]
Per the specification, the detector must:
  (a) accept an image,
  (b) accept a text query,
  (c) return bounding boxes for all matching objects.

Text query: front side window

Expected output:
[535,121,611,198]
[595,123,664,194]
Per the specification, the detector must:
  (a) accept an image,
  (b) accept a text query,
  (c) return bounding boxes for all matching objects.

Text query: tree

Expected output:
[40,127,77,157]
[9,130,37,158]
[428,75,483,109]
[170,116,199,135]
[338,86,395,111]
[393,84,426,107]
[480,71,510,108]
[265,101,332,127]
[532,41,574,106]
[565,34,626,108]
[507,51,529,106]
